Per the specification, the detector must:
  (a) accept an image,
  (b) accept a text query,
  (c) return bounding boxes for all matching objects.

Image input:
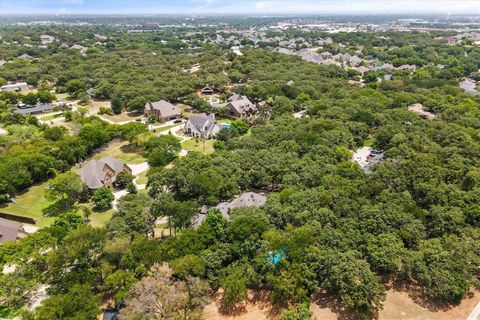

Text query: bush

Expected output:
[98,106,114,116]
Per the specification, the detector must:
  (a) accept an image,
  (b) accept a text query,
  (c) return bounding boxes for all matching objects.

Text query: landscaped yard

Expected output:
[92,139,146,164]
[136,170,149,185]
[181,139,215,154]
[0,182,55,228]
[101,111,143,123]
[176,103,195,117]
[87,207,115,228]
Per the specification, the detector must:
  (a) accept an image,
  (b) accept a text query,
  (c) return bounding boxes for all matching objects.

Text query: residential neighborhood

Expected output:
[0,4,480,320]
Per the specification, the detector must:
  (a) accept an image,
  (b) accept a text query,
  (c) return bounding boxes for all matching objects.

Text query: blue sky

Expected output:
[1,0,479,15]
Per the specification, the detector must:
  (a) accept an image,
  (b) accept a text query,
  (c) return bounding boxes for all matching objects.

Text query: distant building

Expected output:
[184,113,221,139]
[407,103,436,120]
[144,100,181,122]
[191,192,267,228]
[227,94,257,118]
[231,46,243,56]
[17,53,33,60]
[14,103,53,115]
[70,44,88,55]
[78,157,132,190]
[0,82,29,92]
[40,35,55,45]
[200,85,214,95]
[0,218,26,245]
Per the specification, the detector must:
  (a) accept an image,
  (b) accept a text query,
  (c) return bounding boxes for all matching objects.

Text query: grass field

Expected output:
[88,209,115,228]
[102,111,142,123]
[136,170,149,185]
[0,182,56,227]
[181,139,215,154]
[92,139,146,164]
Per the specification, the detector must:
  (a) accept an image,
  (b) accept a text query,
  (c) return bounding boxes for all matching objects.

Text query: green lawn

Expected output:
[181,139,215,154]
[92,139,146,165]
[0,182,56,228]
[363,137,374,147]
[89,209,115,228]
[38,112,63,121]
[155,124,179,133]
[216,118,233,124]
[136,170,149,185]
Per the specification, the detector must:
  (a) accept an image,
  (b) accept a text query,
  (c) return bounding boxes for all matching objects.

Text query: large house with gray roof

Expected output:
[227,94,258,118]
[144,100,181,123]
[191,192,267,228]
[78,157,132,190]
[184,113,221,139]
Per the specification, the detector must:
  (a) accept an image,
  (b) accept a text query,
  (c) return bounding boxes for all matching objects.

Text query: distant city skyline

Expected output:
[1,0,479,15]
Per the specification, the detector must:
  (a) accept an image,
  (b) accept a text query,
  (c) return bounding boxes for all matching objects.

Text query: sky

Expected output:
[1,0,479,15]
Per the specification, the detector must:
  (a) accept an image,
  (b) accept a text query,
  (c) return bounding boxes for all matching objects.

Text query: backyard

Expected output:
[92,139,146,164]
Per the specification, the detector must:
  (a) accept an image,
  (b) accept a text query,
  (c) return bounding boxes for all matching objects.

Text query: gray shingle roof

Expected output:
[0,218,22,245]
[14,103,53,115]
[191,192,267,228]
[78,157,128,189]
[144,100,181,118]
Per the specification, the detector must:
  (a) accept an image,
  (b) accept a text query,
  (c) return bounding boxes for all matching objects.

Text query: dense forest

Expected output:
[0,18,480,319]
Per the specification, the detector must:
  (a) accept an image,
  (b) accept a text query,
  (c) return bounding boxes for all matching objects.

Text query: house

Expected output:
[70,44,88,55]
[0,82,29,92]
[17,53,33,60]
[408,103,436,120]
[356,66,370,74]
[78,157,132,190]
[40,35,55,45]
[0,218,26,245]
[191,192,267,228]
[184,113,221,139]
[144,100,181,122]
[200,85,214,95]
[14,103,53,115]
[227,94,257,118]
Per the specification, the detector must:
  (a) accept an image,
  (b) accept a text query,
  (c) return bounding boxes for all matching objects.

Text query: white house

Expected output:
[184,113,221,139]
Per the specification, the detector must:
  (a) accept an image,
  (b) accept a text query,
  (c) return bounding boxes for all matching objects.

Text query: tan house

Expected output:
[144,100,182,122]
[227,94,258,118]
[78,157,132,190]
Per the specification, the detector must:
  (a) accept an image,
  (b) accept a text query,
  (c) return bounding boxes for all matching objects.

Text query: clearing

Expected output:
[181,139,215,154]
[203,288,480,320]
[92,139,146,164]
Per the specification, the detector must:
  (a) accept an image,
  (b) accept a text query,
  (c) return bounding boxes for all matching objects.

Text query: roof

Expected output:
[187,113,216,133]
[0,218,22,245]
[191,192,267,229]
[1,82,28,90]
[78,157,129,189]
[14,103,53,114]
[18,54,33,59]
[228,94,256,115]
[408,103,436,120]
[145,100,181,118]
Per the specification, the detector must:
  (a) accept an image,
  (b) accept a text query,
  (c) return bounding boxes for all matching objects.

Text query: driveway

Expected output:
[112,162,149,209]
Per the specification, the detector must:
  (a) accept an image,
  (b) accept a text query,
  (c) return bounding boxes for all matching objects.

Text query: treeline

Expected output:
[0,115,115,202]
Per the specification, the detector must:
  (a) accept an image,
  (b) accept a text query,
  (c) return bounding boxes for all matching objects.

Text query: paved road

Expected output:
[112,162,149,209]
[467,302,480,320]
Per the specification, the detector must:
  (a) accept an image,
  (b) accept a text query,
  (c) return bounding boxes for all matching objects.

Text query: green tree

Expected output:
[92,186,114,210]
[35,285,99,320]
